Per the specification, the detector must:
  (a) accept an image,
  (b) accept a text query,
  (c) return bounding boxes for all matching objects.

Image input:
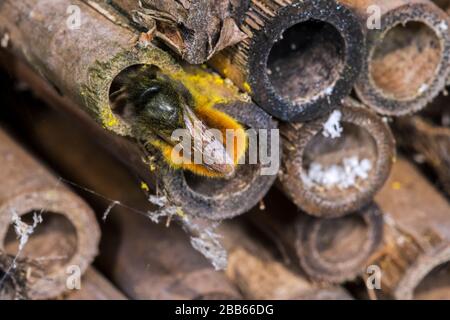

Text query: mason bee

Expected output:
[110,65,235,177]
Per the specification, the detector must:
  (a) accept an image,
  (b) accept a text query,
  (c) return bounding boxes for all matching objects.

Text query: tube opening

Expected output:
[109,64,161,124]
[314,215,369,263]
[183,161,256,197]
[414,261,450,299]
[371,21,442,101]
[4,211,78,278]
[267,20,345,104]
[302,123,378,200]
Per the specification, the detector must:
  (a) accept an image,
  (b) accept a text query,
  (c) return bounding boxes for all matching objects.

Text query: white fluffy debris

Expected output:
[190,226,227,271]
[11,210,43,251]
[146,190,227,270]
[148,194,168,208]
[0,211,42,297]
[1,33,9,48]
[324,86,333,95]
[147,205,180,224]
[413,153,426,164]
[302,156,372,190]
[322,110,343,139]
[383,213,396,228]
[418,84,428,95]
[438,21,448,31]
[146,194,183,224]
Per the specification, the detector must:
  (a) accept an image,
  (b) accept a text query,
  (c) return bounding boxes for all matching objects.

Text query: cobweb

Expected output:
[60,177,228,271]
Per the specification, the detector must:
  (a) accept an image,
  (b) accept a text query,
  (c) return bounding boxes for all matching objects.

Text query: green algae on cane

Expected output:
[81,46,181,136]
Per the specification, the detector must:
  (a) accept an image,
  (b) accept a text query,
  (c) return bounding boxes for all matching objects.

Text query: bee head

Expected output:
[128,68,194,140]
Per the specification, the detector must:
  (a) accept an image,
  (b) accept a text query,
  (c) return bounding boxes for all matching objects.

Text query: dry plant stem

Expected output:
[431,0,450,84]
[0,129,100,300]
[207,0,364,122]
[247,189,383,283]
[63,268,127,300]
[103,214,241,300]
[0,0,201,138]
[370,158,450,300]
[279,102,395,218]
[0,0,278,220]
[0,55,277,221]
[6,106,241,300]
[395,116,450,196]
[341,0,450,115]
[219,221,353,300]
[412,260,450,299]
[96,0,248,64]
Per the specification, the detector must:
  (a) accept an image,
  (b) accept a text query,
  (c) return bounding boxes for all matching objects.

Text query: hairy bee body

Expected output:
[110,65,236,177]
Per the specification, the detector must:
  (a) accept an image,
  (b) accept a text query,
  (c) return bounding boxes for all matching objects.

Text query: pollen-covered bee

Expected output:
[110,65,237,177]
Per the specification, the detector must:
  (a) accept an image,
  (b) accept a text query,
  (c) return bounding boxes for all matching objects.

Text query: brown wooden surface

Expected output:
[208,0,365,122]
[99,0,247,64]
[370,158,450,299]
[63,268,127,300]
[342,0,450,115]
[219,220,353,300]
[279,101,395,218]
[248,188,383,283]
[0,99,242,300]
[0,0,180,137]
[396,115,450,196]
[0,128,100,300]
[0,53,277,221]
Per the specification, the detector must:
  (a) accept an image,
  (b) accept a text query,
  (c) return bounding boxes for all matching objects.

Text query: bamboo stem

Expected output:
[101,214,241,300]
[207,0,365,122]
[0,100,241,300]
[432,0,450,84]
[342,0,450,115]
[219,220,353,300]
[0,0,278,220]
[370,158,450,299]
[0,129,100,300]
[248,188,383,283]
[0,0,182,136]
[0,43,277,221]
[279,100,395,218]
[93,0,248,64]
[63,268,127,300]
[395,115,450,196]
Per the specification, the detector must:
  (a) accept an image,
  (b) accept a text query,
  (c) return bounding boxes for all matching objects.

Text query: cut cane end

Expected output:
[280,103,395,218]
[356,3,450,116]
